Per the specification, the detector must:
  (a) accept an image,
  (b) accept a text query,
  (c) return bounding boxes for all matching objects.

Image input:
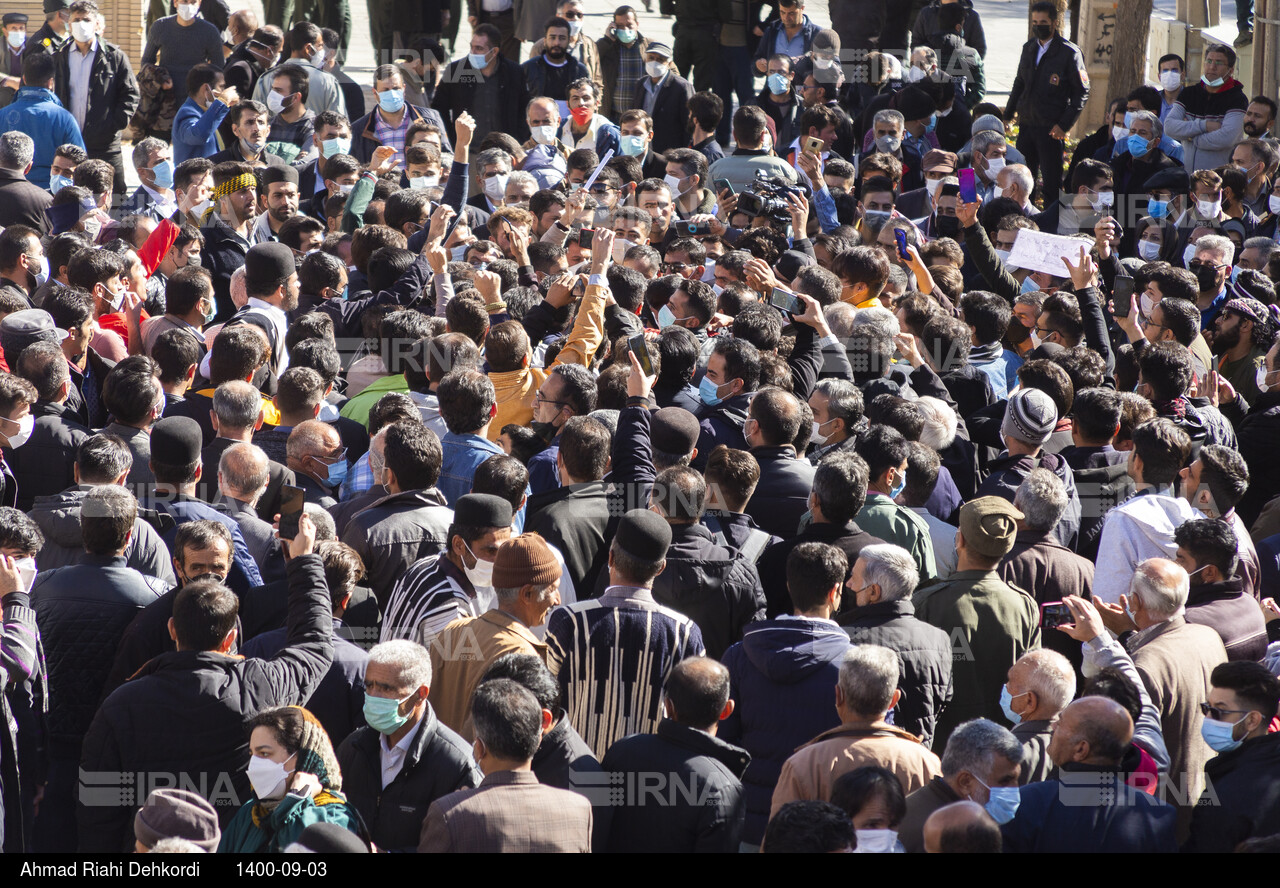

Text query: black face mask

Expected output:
[1033,23,1053,39]
[934,215,962,238]
[1192,262,1220,292]
[531,420,559,443]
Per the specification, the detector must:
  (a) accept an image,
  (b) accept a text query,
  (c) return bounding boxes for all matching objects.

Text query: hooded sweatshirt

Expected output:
[1093,488,1201,604]
[720,617,851,845]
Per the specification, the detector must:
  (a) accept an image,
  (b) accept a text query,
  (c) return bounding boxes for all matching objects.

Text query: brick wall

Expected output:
[15,0,145,66]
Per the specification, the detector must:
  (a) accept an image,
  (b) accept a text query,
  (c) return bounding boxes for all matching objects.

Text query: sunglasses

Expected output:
[1199,703,1252,720]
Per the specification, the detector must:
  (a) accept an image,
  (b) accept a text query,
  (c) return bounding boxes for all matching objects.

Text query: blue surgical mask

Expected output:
[50,174,72,195]
[1200,714,1246,753]
[468,51,490,69]
[889,475,906,500]
[202,297,216,324]
[767,72,790,95]
[657,304,677,327]
[1000,685,1028,725]
[620,135,647,157]
[339,284,349,300]
[322,137,352,158]
[1127,134,1152,157]
[363,691,414,735]
[323,457,348,487]
[1020,275,1040,294]
[1202,75,1226,88]
[698,376,725,406]
[151,159,175,189]
[1147,198,1169,219]
[378,88,406,114]
[925,114,936,133]
[975,776,1021,824]
[450,243,470,262]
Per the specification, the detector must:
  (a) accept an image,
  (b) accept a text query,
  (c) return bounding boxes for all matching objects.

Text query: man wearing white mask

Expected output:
[1165,44,1247,173]
[380,493,513,647]
[0,374,35,507]
[630,42,691,156]
[250,21,345,120]
[140,0,222,100]
[970,129,1007,203]
[995,164,1036,215]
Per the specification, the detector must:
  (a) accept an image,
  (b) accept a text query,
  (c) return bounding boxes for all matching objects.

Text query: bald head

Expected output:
[1048,697,1134,769]
[923,801,1002,853]
[1007,648,1076,721]
[218,442,270,503]
[664,656,732,731]
[287,419,340,461]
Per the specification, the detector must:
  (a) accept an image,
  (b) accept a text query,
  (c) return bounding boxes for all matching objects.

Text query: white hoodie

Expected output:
[1093,490,1201,604]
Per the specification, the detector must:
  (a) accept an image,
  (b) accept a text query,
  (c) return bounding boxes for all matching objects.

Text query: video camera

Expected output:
[736,172,804,226]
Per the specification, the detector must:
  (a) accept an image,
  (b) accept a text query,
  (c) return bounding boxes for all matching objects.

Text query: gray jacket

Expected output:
[29,485,177,586]
[1081,632,1171,774]
[340,487,454,607]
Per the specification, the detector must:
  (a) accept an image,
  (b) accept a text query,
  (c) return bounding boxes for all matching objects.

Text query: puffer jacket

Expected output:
[647,523,766,660]
[839,599,954,749]
[339,487,453,607]
[720,616,850,845]
[78,554,333,850]
[4,400,90,512]
[1071,459,1135,562]
[976,450,1082,549]
[29,485,177,585]
[337,704,481,853]
[30,555,170,747]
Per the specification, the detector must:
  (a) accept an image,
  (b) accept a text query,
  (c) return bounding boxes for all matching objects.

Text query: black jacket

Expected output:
[913,0,987,57]
[757,521,885,619]
[339,487,453,608]
[4,399,90,512]
[349,103,451,164]
[53,39,140,153]
[628,72,693,155]
[433,55,530,144]
[602,718,749,853]
[1004,33,1090,132]
[0,169,52,235]
[839,599,954,749]
[532,710,612,853]
[1224,388,1280,526]
[78,554,333,850]
[31,555,169,749]
[200,436,296,524]
[743,445,817,539]
[198,213,250,319]
[1186,732,1280,852]
[336,705,481,853]
[527,481,612,600]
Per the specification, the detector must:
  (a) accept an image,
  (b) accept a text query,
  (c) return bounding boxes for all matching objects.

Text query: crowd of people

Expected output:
[0,0,1276,857]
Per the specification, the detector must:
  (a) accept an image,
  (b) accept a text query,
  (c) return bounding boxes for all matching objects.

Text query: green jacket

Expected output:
[339,373,409,429]
[913,569,1040,750]
[854,494,937,585]
[218,791,363,853]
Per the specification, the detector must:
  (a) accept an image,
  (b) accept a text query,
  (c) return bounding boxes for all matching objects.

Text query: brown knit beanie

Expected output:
[491,533,562,589]
[133,788,221,852]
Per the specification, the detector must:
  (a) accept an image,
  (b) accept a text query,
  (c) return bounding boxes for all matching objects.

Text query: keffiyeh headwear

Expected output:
[213,172,257,201]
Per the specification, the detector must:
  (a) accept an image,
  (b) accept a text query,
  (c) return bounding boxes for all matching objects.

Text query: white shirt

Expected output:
[142,184,178,220]
[560,112,614,153]
[246,296,290,376]
[1035,39,1051,65]
[379,715,424,789]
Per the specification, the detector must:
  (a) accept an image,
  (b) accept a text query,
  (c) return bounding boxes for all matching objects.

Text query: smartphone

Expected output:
[629,333,654,376]
[278,484,306,541]
[770,287,802,315]
[802,135,824,155]
[894,228,910,262]
[1113,274,1135,317]
[714,177,734,196]
[572,275,587,297]
[1041,601,1072,630]
[579,228,594,249]
[673,220,693,237]
[958,168,978,204]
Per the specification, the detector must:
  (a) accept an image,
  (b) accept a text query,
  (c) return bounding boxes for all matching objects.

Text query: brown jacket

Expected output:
[429,609,549,741]
[418,768,592,852]
[1129,616,1227,839]
[769,722,942,818]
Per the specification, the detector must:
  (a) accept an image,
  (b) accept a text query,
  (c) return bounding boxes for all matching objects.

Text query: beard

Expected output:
[547,45,566,60]
[270,204,294,223]
[1211,325,1241,354]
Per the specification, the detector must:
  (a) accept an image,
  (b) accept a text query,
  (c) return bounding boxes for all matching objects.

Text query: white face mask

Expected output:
[1111,125,1128,142]
[925,178,943,197]
[992,185,1004,200]
[1197,198,1222,218]
[1159,69,1182,91]
[853,829,900,853]
[266,91,289,115]
[310,46,327,68]
[1257,363,1274,393]
[985,156,1005,178]
[907,66,927,82]
[6,30,24,49]
[811,419,833,445]
[2,413,33,449]
[664,173,687,197]
[70,20,95,42]
[1183,244,1197,267]
[994,248,1012,265]
[483,173,509,204]
[177,3,199,20]
[463,541,495,588]
[1028,329,1041,349]
[612,237,636,263]
[530,124,558,145]
[247,754,291,801]
[13,556,35,593]
[410,174,439,189]
[1270,195,1280,215]
[1138,239,1161,260]
[645,60,667,78]
[1140,292,1156,318]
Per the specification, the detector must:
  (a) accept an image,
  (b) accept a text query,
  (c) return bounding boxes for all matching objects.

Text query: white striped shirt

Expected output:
[382,555,479,650]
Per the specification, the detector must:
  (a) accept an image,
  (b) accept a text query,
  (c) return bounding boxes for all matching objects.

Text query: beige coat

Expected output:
[770,723,942,818]
[429,609,549,741]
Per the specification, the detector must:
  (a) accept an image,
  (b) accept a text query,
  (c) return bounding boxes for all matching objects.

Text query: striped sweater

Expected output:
[546,586,705,759]
[382,555,489,650]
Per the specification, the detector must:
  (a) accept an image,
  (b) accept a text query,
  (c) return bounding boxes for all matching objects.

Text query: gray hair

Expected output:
[495,582,557,604]
[303,502,336,541]
[1000,163,1035,196]
[1130,109,1163,142]
[873,109,904,132]
[814,378,862,425]
[367,639,432,690]
[1130,557,1188,619]
[911,46,937,66]
[475,148,512,173]
[505,170,537,192]
[972,130,1008,155]
[825,302,857,339]
[218,442,269,501]
[1242,236,1274,265]
[857,543,919,602]
[1015,649,1076,714]
[1195,233,1235,266]
[0,132,34,171]
[131,137,167,171]
[838,645,899,717]
[916,396,957,450]
[940,718,1023,779]
[148,837,206,853]
[854,306,900,340]
[212,380,263,430]
[1013,467,1067,533]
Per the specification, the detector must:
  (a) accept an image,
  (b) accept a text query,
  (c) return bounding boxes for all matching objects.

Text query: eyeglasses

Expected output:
[315,448,349,465]
[533,393,569,409]
[1200,703,1252,720]
[1189,259,1227,270]
[661,261,691,273]
[1033,326,1054,337]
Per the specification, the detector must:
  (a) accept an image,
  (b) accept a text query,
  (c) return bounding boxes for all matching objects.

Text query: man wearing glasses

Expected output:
[286,418,348,508]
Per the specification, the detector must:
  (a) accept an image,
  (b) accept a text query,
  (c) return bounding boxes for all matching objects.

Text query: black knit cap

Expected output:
[650,407,699,456]
[454,493,513,529]
[245,242,297,288]
[893,86,937,122]
[151,416,204,466]
[261,164,300,187]
[286,821,370,853]
[614,509,672,562]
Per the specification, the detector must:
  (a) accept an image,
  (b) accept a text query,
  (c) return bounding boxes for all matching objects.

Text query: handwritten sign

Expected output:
[1006,228,1093,277]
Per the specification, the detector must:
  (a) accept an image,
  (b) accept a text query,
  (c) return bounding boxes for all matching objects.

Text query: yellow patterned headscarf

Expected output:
[213,172,257,201]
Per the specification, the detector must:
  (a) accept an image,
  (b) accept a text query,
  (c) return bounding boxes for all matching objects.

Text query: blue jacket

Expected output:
[527,434,562,496]
[439,431,505,506]
[172,96,229,164]
[142,493,263,594]
[751,16,821,66]
[0,87,83,190]
[720,617,851,845]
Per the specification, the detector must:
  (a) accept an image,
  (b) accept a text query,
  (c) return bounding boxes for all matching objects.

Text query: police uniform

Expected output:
[1004,31,1090,206]
[27,0,71,57]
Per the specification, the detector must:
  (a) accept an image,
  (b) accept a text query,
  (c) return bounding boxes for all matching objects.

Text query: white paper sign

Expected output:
[1006,228,1093,277]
